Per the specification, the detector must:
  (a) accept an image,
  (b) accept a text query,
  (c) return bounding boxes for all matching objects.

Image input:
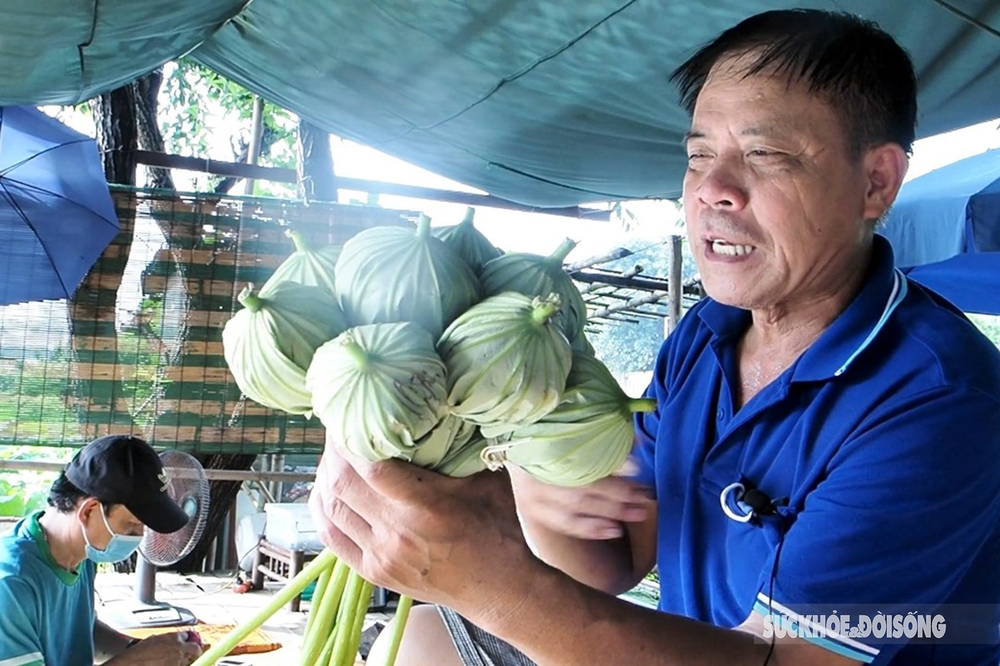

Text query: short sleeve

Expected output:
[754,387,1000,664]
[0,576,45,666]
[632,335,675,491]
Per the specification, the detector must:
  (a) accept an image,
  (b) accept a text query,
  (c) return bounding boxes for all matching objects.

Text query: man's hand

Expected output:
[508,463,654,541]
[308,445,539,620]
[110,631,203,665]
[506,462,658,595]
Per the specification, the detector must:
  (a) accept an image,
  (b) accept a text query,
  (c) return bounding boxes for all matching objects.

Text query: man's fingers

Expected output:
[586,474,654,505]
[320,448,389,525]
[578,495,653,524]
[339,445,448,502]
[562,515,627,540]
[329,495,375,549]
[316,518,365,571]
[574,484,654,524]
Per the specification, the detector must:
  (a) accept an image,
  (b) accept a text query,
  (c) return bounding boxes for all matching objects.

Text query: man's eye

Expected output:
[747,149,778,158]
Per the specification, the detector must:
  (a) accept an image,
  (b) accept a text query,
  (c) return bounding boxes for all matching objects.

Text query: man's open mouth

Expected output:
[709,239,755,256]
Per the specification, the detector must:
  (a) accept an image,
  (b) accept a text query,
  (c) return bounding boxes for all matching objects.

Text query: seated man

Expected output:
[0,435,205,665]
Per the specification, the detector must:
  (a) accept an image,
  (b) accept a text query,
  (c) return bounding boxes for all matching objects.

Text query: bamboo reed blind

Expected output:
[0,187,414,454]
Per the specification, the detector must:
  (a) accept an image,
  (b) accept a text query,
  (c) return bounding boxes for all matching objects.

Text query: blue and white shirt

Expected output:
[0,512,97,666]
[634,236,1000,665]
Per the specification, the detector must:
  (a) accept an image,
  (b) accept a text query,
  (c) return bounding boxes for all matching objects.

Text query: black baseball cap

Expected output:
[64,435,190,534]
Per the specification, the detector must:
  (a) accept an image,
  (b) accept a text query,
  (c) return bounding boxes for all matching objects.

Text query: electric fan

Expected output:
[103,450,211,629]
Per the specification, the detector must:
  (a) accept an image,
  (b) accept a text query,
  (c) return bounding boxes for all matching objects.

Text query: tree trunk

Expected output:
[133,69,174,191]
[91,85,138,186]
[296,119,338,201]
[170,453,257,573]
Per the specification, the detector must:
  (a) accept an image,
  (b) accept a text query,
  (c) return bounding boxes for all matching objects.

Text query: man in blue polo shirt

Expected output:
[310,8,1000,666]
[0,436,205,665]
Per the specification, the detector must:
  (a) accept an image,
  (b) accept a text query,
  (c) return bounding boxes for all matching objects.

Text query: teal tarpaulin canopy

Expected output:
[1,1,998,207]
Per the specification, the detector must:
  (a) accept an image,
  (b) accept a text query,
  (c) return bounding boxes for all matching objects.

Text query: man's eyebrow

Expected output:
[683,130,705,145]
[739,124,787,138]
[683,122,797,146]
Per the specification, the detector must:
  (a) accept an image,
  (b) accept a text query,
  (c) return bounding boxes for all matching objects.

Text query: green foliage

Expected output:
[0,358,77,442]
[160,59,298,196]
[0,446,71,518]
[968,314,1000,349]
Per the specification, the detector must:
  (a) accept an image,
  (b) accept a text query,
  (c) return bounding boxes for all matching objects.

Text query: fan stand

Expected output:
[102,555,198,629]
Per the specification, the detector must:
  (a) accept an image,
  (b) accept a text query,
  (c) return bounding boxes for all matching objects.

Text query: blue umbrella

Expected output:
[0,106,119,306]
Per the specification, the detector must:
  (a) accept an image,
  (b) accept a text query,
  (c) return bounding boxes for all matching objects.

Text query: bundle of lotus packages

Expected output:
[199,208,654,666]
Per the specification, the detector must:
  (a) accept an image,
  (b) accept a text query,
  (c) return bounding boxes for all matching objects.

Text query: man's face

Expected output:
[682,57,874,312]
[80,500,145,549]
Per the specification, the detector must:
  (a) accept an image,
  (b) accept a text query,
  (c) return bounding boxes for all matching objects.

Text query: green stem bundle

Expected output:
[190,549,338,665]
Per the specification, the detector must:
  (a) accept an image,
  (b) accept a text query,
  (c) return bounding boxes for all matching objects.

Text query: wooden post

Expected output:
[288,549,305,612]
[244,96,265,195]
[666,234,683,337]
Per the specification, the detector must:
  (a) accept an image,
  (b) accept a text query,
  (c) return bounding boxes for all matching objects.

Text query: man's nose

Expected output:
[694,159,748,210]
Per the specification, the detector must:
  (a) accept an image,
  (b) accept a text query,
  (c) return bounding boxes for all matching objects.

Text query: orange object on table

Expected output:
[122,623,282,655]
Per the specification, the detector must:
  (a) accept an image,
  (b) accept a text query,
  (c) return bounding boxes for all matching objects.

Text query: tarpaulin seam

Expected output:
[418,0,641,132]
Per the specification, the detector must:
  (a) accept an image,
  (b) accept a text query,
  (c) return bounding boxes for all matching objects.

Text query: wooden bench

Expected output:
[251,538,321,612]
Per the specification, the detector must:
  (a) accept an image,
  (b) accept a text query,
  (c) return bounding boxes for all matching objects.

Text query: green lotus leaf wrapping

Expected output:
[438,292,572,436]
[261,228,341,297]
[479,238,587,344]
[431,207,502,275]
[307,322,453,462]
[410,416,478,470]
[223,282,347,415]
[335,214,482,339]
[435,432,492,478]
[488,351,657,487]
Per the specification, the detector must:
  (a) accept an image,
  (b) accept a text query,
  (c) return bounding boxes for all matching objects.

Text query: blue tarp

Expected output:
[903,252,1000,316]
[883,149,1000,267]
[1,1,1000,207]
[883,149,1000,316]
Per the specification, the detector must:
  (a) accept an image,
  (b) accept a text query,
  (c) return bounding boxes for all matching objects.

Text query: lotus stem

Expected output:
[303,564,334,638]
[461,207,475,225]
[286,228,309,253]
[627,398,658,413]
[415,213,432,239]
[190,549,338,666]
[317,624,339,666]
[301,558,350,664]
[380,595,413,666]
[330,571,366,666]
[531,301,560,326]
[237,285,263,313]
[343,580,374,665]
[548,238,578,264]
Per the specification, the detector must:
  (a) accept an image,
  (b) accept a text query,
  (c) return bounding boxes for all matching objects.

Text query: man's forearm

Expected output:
[467,563,772,666]
[93,619,133,662]
[518,513,644,595]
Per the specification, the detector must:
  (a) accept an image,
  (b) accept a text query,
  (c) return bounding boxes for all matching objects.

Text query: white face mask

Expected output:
[80,505,143,563]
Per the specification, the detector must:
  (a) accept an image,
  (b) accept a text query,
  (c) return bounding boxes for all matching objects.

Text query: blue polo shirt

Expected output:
[633,236,1000,665]
[0,512,97,666]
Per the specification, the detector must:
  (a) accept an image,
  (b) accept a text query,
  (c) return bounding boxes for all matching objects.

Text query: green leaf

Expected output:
[0,493,25,518]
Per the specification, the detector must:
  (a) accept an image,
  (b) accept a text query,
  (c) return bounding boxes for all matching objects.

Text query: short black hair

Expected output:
[48,472,114,514]
[671,9,918,157]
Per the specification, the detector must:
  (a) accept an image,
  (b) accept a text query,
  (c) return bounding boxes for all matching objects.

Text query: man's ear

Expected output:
[862,143,909,221]
[77,497,101,521]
